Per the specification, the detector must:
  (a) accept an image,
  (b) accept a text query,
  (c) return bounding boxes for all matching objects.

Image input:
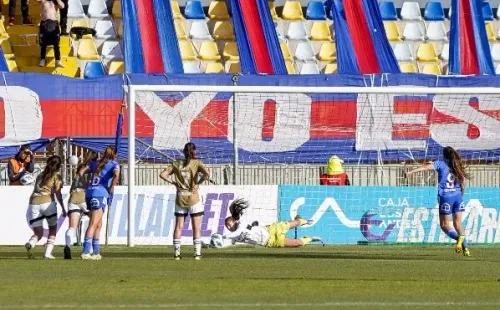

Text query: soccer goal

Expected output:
[125,84,500,247]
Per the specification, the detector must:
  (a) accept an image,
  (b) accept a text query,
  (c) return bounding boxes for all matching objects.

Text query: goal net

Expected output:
[123,85,500,247]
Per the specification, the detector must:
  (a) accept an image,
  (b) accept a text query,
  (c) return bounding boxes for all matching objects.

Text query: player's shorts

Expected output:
[28,202,57,228]
[265,221,290,248]
[86,196,108,211]
[174,200,204,217]
[68,202,89,216]
[438,193,465,215]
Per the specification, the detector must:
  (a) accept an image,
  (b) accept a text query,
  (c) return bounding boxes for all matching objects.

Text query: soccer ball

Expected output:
[68,155,79,166]
[210,234,224,248]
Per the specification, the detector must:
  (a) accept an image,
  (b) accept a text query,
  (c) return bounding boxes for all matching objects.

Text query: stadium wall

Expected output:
[2,185,499,246]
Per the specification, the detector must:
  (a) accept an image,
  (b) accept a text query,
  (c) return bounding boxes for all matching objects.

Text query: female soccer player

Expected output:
[64,151,98,259]
[406,146,470,256]
[160,142,210,260]
[79,146,119,260]
[25,155,66,259]
[221,198,321,248]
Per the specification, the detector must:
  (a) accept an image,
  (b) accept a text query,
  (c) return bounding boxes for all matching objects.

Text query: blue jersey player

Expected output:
[406,146,470,256]
[79,145,120,260]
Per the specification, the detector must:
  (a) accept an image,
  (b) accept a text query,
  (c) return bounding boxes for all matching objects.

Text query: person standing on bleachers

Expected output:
[8,145,35,186]
[7,0,33,26]
[59,0,68,36]
[38,0,65,68]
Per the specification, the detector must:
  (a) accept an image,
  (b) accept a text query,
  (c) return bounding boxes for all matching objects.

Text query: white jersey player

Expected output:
[218,199,321,248]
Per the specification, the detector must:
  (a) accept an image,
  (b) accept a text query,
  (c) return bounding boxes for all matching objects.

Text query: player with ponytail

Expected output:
[79,146,119,260]
[221,198,321,248]
[160,142,210,260]
[25,155,66,259]
[406,146,471,256]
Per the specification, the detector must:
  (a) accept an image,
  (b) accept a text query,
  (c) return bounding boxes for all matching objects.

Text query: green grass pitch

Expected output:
[0,245,499,309]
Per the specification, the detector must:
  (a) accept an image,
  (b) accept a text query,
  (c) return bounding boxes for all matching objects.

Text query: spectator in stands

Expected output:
[60,0,68,36]
[38,0,65,68]
[8,144,35,186]
[320,155,350,186]
[7,0,33,26]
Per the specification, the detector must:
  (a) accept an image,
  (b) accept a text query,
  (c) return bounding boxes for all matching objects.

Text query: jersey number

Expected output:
[92,176,101,186]
[446,173,456,189]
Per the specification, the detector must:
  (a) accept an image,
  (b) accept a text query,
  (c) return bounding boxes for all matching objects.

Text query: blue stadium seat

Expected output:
[482,2,493,21]
[185,0,206,20]
[306,1,326,20]
[84,61,105,79]
[379,2,398,21]
[424,2,445,21]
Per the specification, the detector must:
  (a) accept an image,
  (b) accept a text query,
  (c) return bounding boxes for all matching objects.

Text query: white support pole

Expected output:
[127,86,136,247]
[231,76,239,185]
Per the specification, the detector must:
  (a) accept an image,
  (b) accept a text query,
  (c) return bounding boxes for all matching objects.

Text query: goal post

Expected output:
[126,84,500,247]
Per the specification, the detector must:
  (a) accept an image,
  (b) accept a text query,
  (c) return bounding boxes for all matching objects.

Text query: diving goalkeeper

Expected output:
[218,199,322,248]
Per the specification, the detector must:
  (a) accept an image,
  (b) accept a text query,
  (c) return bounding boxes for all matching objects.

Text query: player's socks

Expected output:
[456,236,465,253]
[92,239,100,255]
[28,235,38,248]
[82,237,92,254]
[65,228,76,247]
[445,229,459,240]
[44,239,55,258]
[299,237,312,246]
[462,238,469,249]
[173,239,181,259]
[194,239,202,259]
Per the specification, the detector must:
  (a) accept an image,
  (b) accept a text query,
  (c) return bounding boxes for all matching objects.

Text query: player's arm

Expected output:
[54,180,66,217]
[159,166,174,184]
[405,163,434,177]
[55,0,65,8]
[196,163,210,185]
[460,182,465,195]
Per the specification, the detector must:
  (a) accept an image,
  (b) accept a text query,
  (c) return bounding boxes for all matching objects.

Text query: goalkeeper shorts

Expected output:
[265,222,290,248]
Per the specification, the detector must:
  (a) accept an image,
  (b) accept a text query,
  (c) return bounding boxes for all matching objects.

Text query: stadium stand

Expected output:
[1,1,500,77]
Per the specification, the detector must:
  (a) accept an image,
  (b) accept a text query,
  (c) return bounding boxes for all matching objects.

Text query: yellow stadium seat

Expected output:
[399,62,418,73]
[1,39,14,59]
[112,0,122,19]
[205,62,224,73]
[323,63,338,74]
[19,66,55,74]
[171,1,182,19]
[317,42,336,62]
[71,19,92,39]
[212,21,235,40]
[108,60,125,74]
[115,19,123,38]
[223,41,239,61]
[0,21,8,39]
[416,43,438,61]
[281,42,292,61]
[15,57,38,67]
[179,40,197,61]
[486,22,496,42]
[77,39,99,60]
[9,34,37,46]
[54,66,81,78]
[12,45,39,57]
[421,63,442,75]
[269,1,278,20]
[7,60,18,72]
[227,62,240,73]
[310,22,331,41]
[60,36,71,48]
[282,1,304,20]
[285,61,295,74]
[208,1,230,20]
[384,21,401,41]
[46,57,78,68]
[199,41,221,61]
[175,20,187,40]
[7,26,38,36]
[46,45,72,57]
